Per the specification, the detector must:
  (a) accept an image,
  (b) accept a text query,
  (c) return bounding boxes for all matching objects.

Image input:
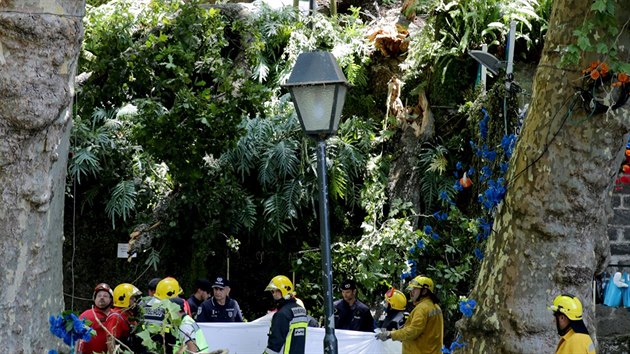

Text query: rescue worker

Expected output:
[333,279,374,332]
[378,288,408,331]
[197,276,243,322]
[77,283,114,354]
[140,276,184,354]
[187,278,212,319]
[263,275,308,354]
[169,297,210,354]
[375,275,443,354]
[105,283,142,353]
[147,277,161,297]
[549,293,596,354]
[295,298,320,327]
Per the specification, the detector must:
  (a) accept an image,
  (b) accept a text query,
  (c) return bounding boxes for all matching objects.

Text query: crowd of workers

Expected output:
[74,274,595,354]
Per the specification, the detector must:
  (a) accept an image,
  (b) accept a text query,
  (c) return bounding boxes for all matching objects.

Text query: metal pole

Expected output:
[316,139,338,354]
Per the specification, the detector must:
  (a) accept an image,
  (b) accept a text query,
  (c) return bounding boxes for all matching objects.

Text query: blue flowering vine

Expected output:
[49,310,94,353]
[459,298,477,318]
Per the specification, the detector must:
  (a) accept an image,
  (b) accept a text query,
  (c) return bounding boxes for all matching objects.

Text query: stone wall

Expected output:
[597,305,630,354]
[598,180,630,353]
[609,181,630,266]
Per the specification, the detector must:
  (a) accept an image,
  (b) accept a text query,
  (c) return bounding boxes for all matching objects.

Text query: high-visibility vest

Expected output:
[174,315,209,353]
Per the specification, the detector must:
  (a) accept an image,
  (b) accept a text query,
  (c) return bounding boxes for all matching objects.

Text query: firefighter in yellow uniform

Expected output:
[549,294,596,354]
[375,276,443,354]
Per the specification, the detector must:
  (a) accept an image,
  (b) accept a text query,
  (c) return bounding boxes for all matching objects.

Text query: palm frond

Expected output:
[69,148,102,183]
[105,180,137,229]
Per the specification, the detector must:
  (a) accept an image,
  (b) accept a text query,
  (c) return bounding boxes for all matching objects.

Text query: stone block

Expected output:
[611,209,630,226]
[611,243,630,256]
[613,195,622,209]
[597,305,630,336]
[624,228,630,242]
[610,228,622,242]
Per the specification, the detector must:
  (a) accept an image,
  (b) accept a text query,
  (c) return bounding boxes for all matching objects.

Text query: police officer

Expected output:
[549,294,596,354]
[196,276,243,322]
[375,276,443,354]
[186,278,212,319]
[378,288,408,331]
[333,279,374,332]
[263,275,307,354]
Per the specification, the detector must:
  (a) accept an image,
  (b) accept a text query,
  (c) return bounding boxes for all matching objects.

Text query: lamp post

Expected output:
[282,51,348,354]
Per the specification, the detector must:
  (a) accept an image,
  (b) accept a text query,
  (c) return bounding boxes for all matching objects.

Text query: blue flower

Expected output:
[474,248,484,260]
[480,178,506,211]
[431,232,440,240]
[482,146,497,162]
[454,180,463,192]
[476,218,493,240]
[456,161,463,170]
[459,299,477,317]
[442,336,466,353]
[479,108,490,140]
[423,225,433,235]
[467,167,475,176]
[501,134,517,158]
[49,311,93,348]
[439,191,449,201]
[417,239,425,249]
[500,162,509,174]
[433,211,448,221]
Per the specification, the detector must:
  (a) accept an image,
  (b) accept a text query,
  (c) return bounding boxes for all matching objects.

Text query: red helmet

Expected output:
[93,283,113,300]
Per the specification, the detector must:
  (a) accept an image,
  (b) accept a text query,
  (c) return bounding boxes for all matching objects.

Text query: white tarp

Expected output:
[199,313,401,354]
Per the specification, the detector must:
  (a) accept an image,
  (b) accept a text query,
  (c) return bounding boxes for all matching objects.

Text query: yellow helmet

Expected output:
[113,283,141,308]
[407,276,434,292]
[549,294,583,321]
[265,275,294,299]
[385,288,407,310]
[155,277,183,299]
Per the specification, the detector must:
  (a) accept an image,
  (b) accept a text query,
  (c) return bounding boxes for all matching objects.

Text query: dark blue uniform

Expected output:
[378,309,408,331]
[265,298,307,354]
[196,297,243,322]
[187,295,203,319]
[334,299,374,332]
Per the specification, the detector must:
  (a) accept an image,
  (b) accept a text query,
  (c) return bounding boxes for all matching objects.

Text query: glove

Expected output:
[375,331,390,341]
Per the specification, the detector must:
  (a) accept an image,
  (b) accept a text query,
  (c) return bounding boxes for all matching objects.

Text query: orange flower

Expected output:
[583,60,600,74]
[599,62,609,76]
[590,69,600,80]
[623,164,630,174]
[618,72,629,83]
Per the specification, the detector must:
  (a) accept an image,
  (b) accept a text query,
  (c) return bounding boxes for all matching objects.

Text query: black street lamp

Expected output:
[282,51,348,354]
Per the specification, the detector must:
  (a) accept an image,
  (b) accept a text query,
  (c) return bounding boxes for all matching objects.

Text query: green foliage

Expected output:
[401,0,549,105]
[561,0,630,73]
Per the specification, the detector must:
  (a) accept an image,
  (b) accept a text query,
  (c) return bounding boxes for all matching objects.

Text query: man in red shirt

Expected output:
[106,283,142,353]
[77,283,113,353]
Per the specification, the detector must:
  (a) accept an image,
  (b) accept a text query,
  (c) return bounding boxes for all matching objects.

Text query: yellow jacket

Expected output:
[555,328,596,354]
[390,297,443,354]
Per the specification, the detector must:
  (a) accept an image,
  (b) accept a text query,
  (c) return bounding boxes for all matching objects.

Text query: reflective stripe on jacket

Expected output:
[390,297,443,354]
[264,298,308,354]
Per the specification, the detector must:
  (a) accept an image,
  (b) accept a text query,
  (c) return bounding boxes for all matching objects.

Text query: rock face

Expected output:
[0,1,83,352]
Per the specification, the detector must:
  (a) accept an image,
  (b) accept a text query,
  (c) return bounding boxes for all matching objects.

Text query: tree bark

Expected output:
[0,1,83,352]
[459,0,630,352]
